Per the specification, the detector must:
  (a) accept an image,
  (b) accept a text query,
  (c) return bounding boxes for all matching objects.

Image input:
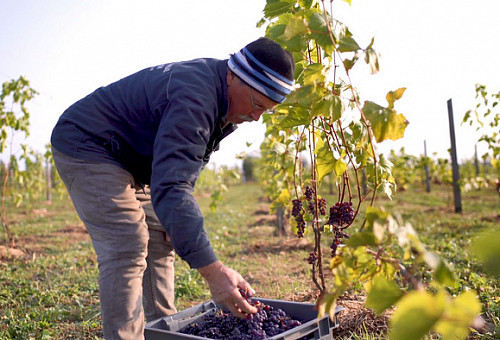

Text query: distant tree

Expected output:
[242,156,259,182]
[463,84,500,189]
[0,76,37,246]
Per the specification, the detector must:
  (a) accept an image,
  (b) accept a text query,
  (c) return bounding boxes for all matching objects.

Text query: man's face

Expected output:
[225,72,278,125]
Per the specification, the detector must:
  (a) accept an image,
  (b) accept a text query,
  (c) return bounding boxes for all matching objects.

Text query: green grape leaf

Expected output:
[366,276,403,314]
[338,36,361,52]
[345,231,378,247]
[263,0,296,18]
[267,23,287,41]
[298,0,316,9]
[424,252,456,286]
[312,93,343,121]
[362,100,408,142]
[285,85,317,107]
[342,56,358,72]
[315,136,334,182]
[277,106,310,128]
[284,34,309,53]
[389,291,444,340]
[308,11,335,54]
[470,229,500,278]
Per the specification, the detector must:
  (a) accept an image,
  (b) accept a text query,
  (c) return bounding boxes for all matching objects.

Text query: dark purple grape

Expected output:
[291,198,306,238]
[295,214,305,238]
[304,185,314,200]
[291,199,303,217]
[328,201,354,227]
[307,251,318,264]
[327,201,354,257]
[180,300,303,339]
[318,197,327,215]
[307,201,315,215]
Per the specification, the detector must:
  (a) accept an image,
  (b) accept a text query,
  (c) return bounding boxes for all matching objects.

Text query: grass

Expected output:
[0,182,498,339]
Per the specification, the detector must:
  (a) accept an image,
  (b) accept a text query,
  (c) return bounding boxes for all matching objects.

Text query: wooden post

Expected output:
[424,140,431,192]
[46,158,52,202]
[447,99,462,213]
[275,206,288,236]
[474,144,480,176]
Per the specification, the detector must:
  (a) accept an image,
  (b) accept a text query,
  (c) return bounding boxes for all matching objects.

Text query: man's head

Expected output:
[226,37,295,124]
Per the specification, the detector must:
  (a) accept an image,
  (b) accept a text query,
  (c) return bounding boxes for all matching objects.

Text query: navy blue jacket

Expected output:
[51,58,237,268]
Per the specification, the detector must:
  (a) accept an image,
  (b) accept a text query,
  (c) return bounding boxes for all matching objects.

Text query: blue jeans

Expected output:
[52,148,176,339]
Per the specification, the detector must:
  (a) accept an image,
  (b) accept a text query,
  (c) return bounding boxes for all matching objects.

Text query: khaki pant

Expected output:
[52,148,176,339]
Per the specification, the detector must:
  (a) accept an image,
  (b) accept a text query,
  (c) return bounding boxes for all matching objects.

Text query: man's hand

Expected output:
[198,261,257,318]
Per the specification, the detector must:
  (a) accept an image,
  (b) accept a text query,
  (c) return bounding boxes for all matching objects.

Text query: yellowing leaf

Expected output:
[386,87,406,109]
[434,290,481,340]
[316,293,338,321]
[362,100,408,143]
[284,16,310,40]
[333,158,347,177]
[302,63,326,87]
[270,189,291,213]
[389,291,444,340]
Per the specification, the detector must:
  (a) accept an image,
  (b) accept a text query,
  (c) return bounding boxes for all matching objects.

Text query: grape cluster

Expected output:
[327,201,354,227]
[291,199,305,238]
[304,185,314,200]
[330,227,351,256]
[303,186,327,217]
[307,251,318,264]
[180,296,303,339]
[318,197,327,216]
[327,202,354,257]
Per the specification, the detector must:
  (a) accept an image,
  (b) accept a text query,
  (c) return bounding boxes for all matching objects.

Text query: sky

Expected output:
[1,0,499,169]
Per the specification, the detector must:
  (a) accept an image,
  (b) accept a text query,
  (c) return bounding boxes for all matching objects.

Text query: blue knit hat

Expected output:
[228,37,295,103]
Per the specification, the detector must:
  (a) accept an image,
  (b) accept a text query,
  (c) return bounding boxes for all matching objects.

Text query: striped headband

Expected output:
[228,47,294,103]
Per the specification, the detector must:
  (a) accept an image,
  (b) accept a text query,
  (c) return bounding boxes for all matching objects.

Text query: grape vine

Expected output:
[258,1,482,338]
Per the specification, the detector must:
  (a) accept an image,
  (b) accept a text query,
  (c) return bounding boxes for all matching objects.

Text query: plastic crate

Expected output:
[145,297,343,340]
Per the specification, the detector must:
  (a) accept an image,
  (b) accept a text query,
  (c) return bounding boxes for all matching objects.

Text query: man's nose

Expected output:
[250,110,264,121]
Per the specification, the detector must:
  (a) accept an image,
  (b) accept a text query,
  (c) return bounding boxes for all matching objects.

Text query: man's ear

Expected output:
[226,71,237,86]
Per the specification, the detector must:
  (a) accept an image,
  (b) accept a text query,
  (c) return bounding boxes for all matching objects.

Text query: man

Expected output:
[51,37,295,339]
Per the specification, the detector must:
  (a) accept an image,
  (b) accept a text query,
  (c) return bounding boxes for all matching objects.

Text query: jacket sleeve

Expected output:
[150,65,220,269]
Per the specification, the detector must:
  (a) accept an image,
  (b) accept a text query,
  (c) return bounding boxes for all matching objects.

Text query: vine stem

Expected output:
[292,126,308,198]
[308,120,326,293]
[321,0,380,218]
